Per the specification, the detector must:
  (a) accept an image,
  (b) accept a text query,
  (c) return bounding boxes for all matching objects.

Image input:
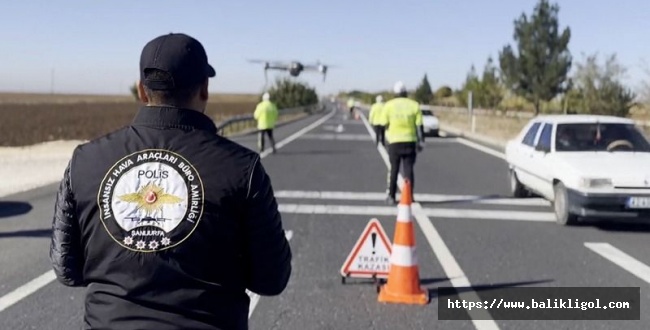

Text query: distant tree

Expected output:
[456,65,481,107]
[267,78,319,109]
[456,58,503,109]
[641,59,650,105]
[413,74,434,104]
[435,86,453,99]
[480,57,504,108]
[560,78,576,114]
[498,0,572,115]
[563,89,584,114]
[571,53,636,117]
[347,90,375,104]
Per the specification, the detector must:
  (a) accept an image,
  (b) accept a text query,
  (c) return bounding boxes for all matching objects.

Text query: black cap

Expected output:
[140,33,216,90]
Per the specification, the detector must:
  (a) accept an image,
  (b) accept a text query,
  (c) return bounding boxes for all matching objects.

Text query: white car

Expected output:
[505,115,650,225]
[421,109,439,137]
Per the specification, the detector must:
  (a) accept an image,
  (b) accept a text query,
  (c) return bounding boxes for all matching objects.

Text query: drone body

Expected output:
[249,59,334,82]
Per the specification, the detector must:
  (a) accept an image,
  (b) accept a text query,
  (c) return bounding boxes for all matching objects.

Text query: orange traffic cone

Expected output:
[378,180,429,305]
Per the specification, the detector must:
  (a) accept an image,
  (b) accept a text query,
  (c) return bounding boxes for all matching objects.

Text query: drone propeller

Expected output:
[247,59,291,67]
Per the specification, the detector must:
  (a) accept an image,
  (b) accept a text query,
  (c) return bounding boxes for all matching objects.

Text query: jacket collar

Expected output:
[131,106,217,133]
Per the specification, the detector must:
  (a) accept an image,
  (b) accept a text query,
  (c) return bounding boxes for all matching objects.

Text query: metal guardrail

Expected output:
[215,103,324,136]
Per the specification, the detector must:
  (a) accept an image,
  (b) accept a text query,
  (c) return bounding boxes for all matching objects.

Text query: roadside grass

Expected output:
[437,109,650,143]
[436,112,528,142]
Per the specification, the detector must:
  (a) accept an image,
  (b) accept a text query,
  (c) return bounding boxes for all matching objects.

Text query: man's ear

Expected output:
[199,79,209,101]
[137,80,149,103]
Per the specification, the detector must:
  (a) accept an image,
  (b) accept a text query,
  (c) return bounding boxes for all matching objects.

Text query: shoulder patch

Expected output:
[97,149,204,252]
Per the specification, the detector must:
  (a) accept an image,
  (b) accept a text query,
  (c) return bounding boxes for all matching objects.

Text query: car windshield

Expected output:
[555,123,650,152]
[422,110,433,116]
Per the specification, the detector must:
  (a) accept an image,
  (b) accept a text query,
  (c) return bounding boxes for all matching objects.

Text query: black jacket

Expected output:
[49,106,292,330]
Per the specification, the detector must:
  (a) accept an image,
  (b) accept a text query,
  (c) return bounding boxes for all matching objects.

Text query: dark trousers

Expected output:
[373,125,385,146]
[258,129,276,152]
[387,142,417,199]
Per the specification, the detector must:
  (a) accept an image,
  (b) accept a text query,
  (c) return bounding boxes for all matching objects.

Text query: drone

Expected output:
[248,59,336,82]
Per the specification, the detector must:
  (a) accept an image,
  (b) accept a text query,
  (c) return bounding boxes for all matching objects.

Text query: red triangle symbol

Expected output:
[340,218,393,279]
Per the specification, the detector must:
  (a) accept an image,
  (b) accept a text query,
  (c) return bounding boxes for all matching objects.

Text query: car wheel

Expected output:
[553,182,578,226]
[509,168,527,198]
[431,129,439,137]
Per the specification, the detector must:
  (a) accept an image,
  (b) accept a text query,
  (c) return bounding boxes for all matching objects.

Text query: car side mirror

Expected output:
[535,144,550,153]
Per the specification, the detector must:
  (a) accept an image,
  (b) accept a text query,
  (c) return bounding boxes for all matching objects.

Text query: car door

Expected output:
[529,122,555,199]
[513,121,542,189]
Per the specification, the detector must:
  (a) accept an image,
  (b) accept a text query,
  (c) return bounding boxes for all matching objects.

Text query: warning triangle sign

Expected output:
[340,218,392,279]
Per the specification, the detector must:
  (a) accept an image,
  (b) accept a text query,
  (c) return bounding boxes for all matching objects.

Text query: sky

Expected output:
[0,0,648,96]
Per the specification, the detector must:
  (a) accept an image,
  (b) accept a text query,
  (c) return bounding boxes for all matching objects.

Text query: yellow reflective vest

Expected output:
[369,102,386,125]
[381,97,422,143]
[254,101,279,130]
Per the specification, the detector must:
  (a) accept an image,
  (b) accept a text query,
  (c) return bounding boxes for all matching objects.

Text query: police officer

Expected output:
[49,33,291,330]
[369,95,386,146]
[254,92,278,153]
[382,81,424,205]
[347,97,355,117]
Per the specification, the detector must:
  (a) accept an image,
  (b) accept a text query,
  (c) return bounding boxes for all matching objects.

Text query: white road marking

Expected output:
[454,138,506,160]
[327,120,365,126]
[249,110,332,318]
[0,110,331,316]
[278,203,554,222]
[584,242,650,284]
[359,111,501,329]
[438,127,508,160]
[426,138,461,144]
[412,203,499,328]
[424,208,553,222]
[300,134,462,143]
[260,109,337,158]
[300,133,372,141]
[274,190,550,207]
[247,230,294,319]
[322,124,345,133]
[0,270,56,313]
[280,204,395,215]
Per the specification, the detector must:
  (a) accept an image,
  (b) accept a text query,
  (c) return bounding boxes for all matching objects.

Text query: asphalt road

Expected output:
[0,102,648,330]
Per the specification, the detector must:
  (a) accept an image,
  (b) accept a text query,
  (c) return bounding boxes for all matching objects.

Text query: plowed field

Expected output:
[0,93,258,146]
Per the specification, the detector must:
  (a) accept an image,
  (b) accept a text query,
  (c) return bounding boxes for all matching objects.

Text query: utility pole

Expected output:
[468,91,476,133]
[563,78,573,115]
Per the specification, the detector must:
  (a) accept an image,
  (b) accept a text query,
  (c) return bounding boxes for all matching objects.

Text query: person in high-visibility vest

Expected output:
[381,81,424,205]
[347,98,355,116]
[369,95,386,146]
[254,92,279,153]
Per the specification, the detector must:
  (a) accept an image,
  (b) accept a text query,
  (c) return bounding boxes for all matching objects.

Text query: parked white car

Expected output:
[505,115,650,225]
[421,109,439,137]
